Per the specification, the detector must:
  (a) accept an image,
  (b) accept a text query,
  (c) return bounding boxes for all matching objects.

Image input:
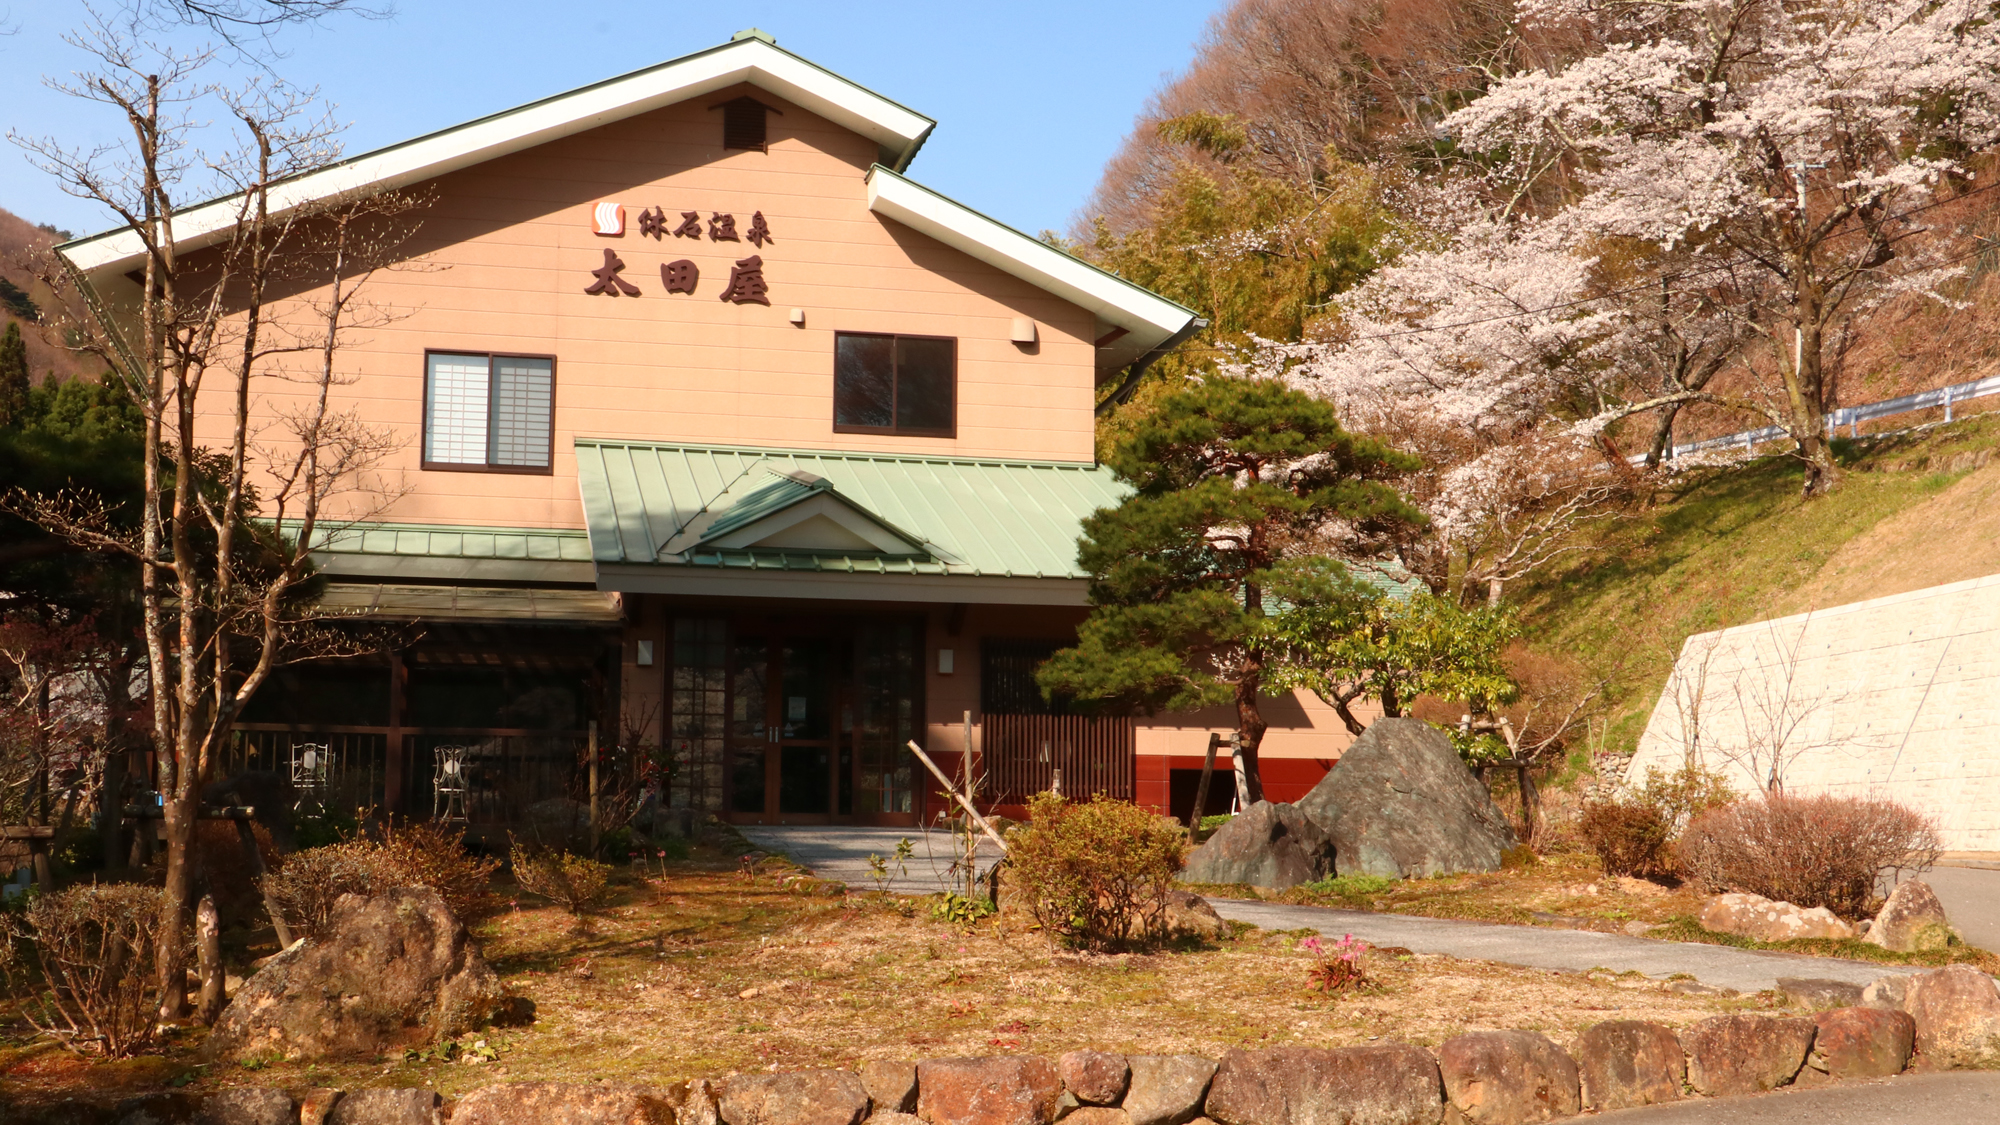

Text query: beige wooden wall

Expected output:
[1629,573,2000,854]
[206,83,1102,531]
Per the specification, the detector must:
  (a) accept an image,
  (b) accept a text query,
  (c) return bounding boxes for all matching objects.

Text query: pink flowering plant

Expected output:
[1300,933,1370,995]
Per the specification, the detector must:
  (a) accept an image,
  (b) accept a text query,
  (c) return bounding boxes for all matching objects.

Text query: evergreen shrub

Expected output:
[1005,793,1187,950]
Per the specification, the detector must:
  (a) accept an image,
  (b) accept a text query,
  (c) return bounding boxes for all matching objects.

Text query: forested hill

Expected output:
[1072,0,2000,767]
[0,206,103,386]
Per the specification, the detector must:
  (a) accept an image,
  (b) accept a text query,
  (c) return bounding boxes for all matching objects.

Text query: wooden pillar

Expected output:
[385,650,406,816]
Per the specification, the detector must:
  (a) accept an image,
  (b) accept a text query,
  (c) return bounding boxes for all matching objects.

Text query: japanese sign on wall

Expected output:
[585,201,772,306]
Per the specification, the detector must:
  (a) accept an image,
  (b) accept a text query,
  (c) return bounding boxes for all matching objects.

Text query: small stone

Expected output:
[1435,1030,1580,1124]
[1571,1021,1683,1112]
[1681,1013,1816,1096]
[1059,1052,1130,1106]
[917,1057,1063,1125]
[1904,965,2000,1068]
[451,1083,675,1125]
[1205,1045,1444,1125]
[1776,977,1866,1011]
[1861,975,1909,1011]
[201,1088,296,1125]
[1121,1056,1218,1125]
[1698,892,1854,943]
[1156,892,1229,941]
[862,1061,919,1114]
[1060,1111,1128,1125]
[1866,881,1956,953]
[1621,921,1657,938]
[1812,1007,1916,1079]
[720,1071,871,1125]
[299,1089,342,1125]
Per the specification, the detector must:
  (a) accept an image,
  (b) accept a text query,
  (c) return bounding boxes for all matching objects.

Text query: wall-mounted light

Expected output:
[789,308,806,327]
[937,648,955,675]
[1010,317,1037,344]
[636,640,655,666]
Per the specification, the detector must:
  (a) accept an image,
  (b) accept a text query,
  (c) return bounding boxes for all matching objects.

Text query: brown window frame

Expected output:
[420,348,559,475]
[831,331,958,439]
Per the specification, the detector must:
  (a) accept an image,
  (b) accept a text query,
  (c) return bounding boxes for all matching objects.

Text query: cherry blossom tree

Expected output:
[1443,0,2000,495]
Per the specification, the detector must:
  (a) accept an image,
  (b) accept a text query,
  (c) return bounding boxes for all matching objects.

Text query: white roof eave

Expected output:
[865,166,1197,367]
[59,37,935,278]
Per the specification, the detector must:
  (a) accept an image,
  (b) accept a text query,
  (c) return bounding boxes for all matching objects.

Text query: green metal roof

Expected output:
[308,522,594,562]
[575,440,1126,579]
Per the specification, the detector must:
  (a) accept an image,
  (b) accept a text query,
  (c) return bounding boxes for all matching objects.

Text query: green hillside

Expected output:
[1514,411,2000,766]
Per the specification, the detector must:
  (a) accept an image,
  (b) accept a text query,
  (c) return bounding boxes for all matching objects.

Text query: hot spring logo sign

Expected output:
[584,199,771,305]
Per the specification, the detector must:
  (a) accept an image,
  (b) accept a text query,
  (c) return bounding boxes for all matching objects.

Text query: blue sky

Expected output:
[0,1,1218,241]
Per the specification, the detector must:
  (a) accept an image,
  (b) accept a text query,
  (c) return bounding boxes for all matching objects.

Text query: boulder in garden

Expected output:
[917,1056,1063,1125]
[1809,1007,1915,1080]
[1204,1044,1444,1125]
[203,888,505,1062]
[1571,1021,1682,1112]
[451,1083,674,1125]
[720,1072,871,1125]
[1434,1030,1580,1124]
[1121,1055,1218,1125]
[1181,802,1334,890]
[1775,977,1864,1011]
[1680,1013,1815,1097]
[1865,880,1956,953]
[1293,718,1515,879]
[1904,965,2000,1068]
[1698,893,1854,942]
[1153,891,1229,941]
[1059,1051,1130,1106]
[202,1088,297,1125]
[326,1088,441,1125]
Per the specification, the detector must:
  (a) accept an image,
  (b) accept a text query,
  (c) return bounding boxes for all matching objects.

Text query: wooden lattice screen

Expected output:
[982,713,1135,804]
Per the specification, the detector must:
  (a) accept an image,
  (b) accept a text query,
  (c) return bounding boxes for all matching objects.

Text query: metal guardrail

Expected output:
[1637,373,2000,462]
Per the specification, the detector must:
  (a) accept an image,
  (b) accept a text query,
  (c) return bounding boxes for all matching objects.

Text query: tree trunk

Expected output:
[1786,281,1839,496]
[156,791,196,1020]
[1643,402,1684,469]
[1232,675,1267,805]
[195,894,223,1025]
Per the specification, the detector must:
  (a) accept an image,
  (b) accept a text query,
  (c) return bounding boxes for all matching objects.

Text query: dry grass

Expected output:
[2,846,1778,1103]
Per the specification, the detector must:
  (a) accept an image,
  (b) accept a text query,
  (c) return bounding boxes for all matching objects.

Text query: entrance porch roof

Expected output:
[575,439,1125,593]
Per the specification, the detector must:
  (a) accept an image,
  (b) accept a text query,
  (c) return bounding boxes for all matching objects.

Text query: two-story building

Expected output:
[59,31,1362,832]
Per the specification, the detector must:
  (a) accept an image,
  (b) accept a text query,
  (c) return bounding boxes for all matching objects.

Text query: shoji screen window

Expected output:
[422,352,555,471]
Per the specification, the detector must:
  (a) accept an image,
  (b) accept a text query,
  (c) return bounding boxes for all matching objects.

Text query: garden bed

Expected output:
[1,845,1775,1103]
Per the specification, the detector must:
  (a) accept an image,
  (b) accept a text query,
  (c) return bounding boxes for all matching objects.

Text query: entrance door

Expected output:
[725,632,848,823]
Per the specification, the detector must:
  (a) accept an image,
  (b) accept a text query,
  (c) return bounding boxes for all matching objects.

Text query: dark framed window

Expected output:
[422,350,555,473]
[833,332,956,437]
[981,639,1073,715]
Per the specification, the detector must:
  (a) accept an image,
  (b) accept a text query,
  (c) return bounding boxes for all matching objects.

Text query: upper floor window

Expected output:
[423,351,554,472]
[833,332,955,437]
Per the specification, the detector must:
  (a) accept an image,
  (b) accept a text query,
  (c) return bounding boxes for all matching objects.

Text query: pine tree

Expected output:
[0,321,28,428]
[1038,377,1424,801]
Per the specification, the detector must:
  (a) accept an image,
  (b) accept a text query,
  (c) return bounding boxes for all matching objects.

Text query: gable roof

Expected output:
[57,32,1200,374]
[575,439,1126,585]
[59,32,936,277]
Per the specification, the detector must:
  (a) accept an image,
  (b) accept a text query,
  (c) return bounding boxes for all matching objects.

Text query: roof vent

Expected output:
[731,28,776,44]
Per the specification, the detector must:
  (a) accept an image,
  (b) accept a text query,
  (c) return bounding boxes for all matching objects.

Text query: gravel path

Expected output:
[741,826,1918,994]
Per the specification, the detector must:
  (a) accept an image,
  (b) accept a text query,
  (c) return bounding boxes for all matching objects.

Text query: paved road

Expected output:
[1215,899,1910,994]
[741,827,1917,993]
[1901,864,2000,951]
[1593,1072,2000,1123]
[740,825,1001,895]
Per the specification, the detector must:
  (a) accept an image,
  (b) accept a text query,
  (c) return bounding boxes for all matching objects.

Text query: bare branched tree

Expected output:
[6,10,417,1019]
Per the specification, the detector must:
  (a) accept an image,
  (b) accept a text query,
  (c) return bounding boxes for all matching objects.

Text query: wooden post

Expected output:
[905,740,1008,852]
[960,710,973,800]
[235,814,295,949]
[588,720,600,855]
[1229,729,1251,811]
[1189,732,1221,833]
[385,650,406,815]
[196,895,223,1025]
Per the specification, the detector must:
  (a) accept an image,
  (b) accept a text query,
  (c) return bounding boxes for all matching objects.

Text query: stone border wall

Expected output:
[20,965,2000,1125]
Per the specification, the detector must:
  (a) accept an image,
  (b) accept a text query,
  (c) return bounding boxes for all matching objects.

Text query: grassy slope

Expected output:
[1512,410,2000,765]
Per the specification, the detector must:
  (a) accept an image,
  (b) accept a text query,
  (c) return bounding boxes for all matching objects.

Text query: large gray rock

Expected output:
[1571,1021,1682,1112]
[719,1072,871,1125]
[203,887,504,1062]
[1181,802,1334,889]
[1293,719,1515,879]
